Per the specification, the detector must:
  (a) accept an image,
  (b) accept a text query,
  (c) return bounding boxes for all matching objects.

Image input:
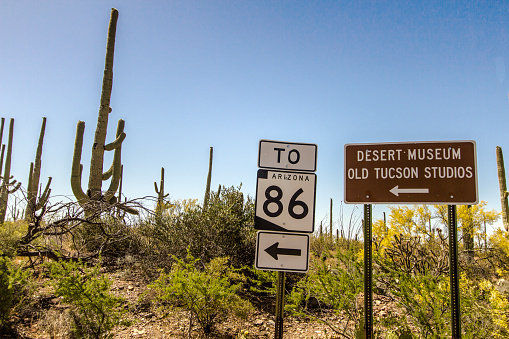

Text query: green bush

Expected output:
[0,252,34,330]
[46,258,128,338]
[142,185,256,267]
[0,220,27,258]
[286,248,366,337]
[375,234,509,338]
[148,250,254,334]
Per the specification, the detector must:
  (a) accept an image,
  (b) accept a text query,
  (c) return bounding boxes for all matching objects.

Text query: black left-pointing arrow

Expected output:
[265,242,302,260]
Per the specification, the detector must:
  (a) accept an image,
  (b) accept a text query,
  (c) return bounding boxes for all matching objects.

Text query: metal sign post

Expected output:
[448,205,461,338]
[255,139,317,339]
[275,271,286,339]
[364,204,373,339]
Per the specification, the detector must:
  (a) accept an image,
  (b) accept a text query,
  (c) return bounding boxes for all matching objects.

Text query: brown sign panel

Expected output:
[344,141,478,204]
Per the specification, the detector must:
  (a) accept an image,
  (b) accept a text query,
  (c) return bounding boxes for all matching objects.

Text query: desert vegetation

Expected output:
[2,7,509,339]
[2,181,509,338]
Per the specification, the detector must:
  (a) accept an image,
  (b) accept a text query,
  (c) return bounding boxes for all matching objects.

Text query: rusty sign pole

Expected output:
[275,271,285,339]
[448,205,461,338]
[364,204,373,339]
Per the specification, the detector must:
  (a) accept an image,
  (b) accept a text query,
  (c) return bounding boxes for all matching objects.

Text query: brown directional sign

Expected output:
[344,141,478,204]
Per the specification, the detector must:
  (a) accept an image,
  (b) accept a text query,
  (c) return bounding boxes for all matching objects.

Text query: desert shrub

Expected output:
[490,227,509,274]
[46,258,128,338]
[72,210,141,259]
[148,250,254,334]
[0,252,34,330]
[378,269,509,338]
[0,220,28,258]
[286,248,366,337]
[248,267,278,295]
[375,234,509,338]
[142,185,256,267]
[461,273,509,338]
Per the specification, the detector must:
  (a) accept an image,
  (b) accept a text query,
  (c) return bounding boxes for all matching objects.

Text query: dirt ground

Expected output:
[7,267,400,339]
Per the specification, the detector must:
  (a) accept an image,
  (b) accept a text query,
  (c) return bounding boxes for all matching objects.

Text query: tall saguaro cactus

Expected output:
[496,146,509,231]
[25,117,52,222]
[203,147,213,209]
[71,9,135,215]
[0,118,21,223]
[88,8,118,202]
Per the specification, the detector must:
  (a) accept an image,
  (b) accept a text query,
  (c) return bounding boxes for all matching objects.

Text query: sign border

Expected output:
[344,140,478,205]
[255,231,310,273]
[258,139,318,172]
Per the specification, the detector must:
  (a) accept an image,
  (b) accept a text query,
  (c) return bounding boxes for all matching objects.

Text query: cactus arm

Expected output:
[102,119,125,181]
[104,132,126,151]
[118,164,123,202]
[71,121,89,204]
[36,177,52,210]
[102,165,114,180]
[0,118,4,146]
[103,146,121,203]
[102,119,124,202]
[27,161,34,198]
[8,181,21,194]
[31,117,46,194]
[0,145,4,180]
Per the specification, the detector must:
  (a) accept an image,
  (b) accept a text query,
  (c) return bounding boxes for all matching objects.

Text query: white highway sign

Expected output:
[258,140,317,172]
[255,169,316,233]
[255,231,310,273]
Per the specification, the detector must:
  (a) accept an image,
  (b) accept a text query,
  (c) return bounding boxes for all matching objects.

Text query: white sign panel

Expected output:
[255,169,316,233]
[255,231,310,273]
[258,140,317,172]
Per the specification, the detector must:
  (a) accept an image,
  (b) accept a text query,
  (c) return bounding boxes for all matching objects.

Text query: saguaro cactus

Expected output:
[70,9,136,215]
[203,147,213,209]
[25,117,52,222]
[154,167,169,215]
[0,118,21,223]
[496,146,509,231]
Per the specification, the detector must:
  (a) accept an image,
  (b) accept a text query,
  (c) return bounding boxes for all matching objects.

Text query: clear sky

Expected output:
[1,1,508,232]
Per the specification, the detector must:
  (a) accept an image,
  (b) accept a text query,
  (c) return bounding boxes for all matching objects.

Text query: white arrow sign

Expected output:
[255,231,310,273]
[390,185,430,196]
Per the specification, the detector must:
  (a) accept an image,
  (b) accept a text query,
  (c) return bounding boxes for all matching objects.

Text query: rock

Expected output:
[267,320,275,326]
[254,319,264,326]
[496,279,509,295]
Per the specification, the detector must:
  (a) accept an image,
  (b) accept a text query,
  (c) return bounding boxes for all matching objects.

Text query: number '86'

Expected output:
[262,185,308,219]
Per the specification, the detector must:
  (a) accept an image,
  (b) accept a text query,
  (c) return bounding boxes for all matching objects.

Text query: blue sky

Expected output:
[1,1,508,232]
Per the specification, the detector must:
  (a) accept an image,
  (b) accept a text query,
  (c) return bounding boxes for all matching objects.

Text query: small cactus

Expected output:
[154,167,169,215]
[0,118,21,223]
[25,117,52,222]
